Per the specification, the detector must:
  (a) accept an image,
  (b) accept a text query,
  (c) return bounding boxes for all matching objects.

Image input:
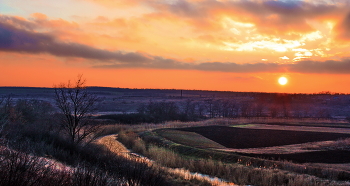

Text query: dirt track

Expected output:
[94,134,236,186]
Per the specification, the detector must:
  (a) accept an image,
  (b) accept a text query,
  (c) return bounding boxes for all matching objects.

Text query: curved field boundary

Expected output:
[180,126,350,149]
[233,124,350,134]
[244,150,350,164]
[155,129,226,149]
[144,129,350,182]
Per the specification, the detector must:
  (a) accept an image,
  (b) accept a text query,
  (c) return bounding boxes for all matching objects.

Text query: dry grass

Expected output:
[96,117,348,137]
[156,129,225,149]
[220,139,350,154]
[233,124,350,134]
[306,138,350,150]
[95,134,129,154]
[145,145,350,186]
[166,168,235,186]
[142,127,350,185]
[95,133,236,186]
[96,118,350,185]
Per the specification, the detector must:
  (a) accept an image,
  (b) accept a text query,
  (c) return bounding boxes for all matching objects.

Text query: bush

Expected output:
[96,113,152,124]
[3,126,170,186]
[0,149,70,186]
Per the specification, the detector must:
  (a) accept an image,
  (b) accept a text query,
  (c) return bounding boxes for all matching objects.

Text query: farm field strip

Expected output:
[180,126,350,149]
[220,140,335,154]
[168,125,350,164]
[150,126,350,184]
[155,129,226,149]
[232,124,350,134]
[156,127,350,154]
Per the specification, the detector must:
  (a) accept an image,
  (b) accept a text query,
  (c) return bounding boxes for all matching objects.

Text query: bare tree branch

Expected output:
[54,75,99,144]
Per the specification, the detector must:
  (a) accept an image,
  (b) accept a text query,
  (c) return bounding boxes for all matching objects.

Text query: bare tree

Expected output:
[54,75,99,144]
[205,99,214,118]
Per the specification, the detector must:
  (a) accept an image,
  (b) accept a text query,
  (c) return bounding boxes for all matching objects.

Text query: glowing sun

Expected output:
[278,77,288,85]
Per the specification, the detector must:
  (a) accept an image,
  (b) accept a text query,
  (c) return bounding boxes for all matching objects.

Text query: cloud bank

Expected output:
[2,6,350,75]
[0,21,151,63]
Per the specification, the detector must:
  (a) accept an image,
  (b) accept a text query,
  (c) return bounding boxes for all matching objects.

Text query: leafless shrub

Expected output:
[94,125,127,139]
[0,149,71,186]
[72,166,111,186]
[54,75,100,144]
[0,96,11,135]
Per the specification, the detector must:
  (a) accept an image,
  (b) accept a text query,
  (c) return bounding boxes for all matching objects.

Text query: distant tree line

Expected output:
[0,95,334,130]
[97,94,333,124]
[0,83,336,131]
[98,100,206,124]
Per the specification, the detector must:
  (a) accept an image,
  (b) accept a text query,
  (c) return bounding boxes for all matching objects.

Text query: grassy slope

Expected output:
[155,129,226,149]
[95,134,234,186]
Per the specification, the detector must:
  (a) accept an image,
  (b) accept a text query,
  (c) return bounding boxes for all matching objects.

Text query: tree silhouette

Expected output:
[54,75,99,144]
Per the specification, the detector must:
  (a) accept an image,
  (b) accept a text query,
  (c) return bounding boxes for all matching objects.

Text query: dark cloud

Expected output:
[233,0,340,34]
[195,62,280,73]
[260,0,335,17]
[94,58,350,74]
[0,15,37,30]
[168,0,201,17]
[155,0,342,34]
[95,60,282,73]
[335,12,350,40]
[234,0,338,19]
[0,21,151,63]
[289,59,350,74]
[0,26,13,47]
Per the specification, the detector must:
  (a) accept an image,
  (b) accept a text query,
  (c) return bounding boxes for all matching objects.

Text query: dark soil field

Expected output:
[179,126,350,163]
[180,126,350,149]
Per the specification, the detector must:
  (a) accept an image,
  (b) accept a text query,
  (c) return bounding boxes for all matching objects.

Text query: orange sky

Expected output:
[1,0,350,93]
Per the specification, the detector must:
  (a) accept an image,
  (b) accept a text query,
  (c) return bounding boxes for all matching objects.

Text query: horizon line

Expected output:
[0,86,348,95]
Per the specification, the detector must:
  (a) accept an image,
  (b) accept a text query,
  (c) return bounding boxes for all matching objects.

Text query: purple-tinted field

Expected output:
[180,126,350,149]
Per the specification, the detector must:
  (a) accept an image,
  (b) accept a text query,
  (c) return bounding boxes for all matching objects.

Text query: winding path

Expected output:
[94,134,235,186]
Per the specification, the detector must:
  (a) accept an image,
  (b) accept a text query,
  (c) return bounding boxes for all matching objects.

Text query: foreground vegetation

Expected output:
[0,80,222,185]
[104,119,350,186]
[0,93,232,185]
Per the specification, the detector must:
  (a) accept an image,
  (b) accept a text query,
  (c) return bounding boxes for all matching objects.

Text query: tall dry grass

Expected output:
[146,146,349,186]
[96,133,229,185]
[96,117,347,138]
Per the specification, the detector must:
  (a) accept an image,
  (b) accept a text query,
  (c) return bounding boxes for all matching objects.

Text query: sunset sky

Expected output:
[1,0,350,93]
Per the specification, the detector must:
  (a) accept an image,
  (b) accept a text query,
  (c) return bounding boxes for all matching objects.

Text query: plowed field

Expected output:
[179,126,350,163]
[180,126,350,149]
